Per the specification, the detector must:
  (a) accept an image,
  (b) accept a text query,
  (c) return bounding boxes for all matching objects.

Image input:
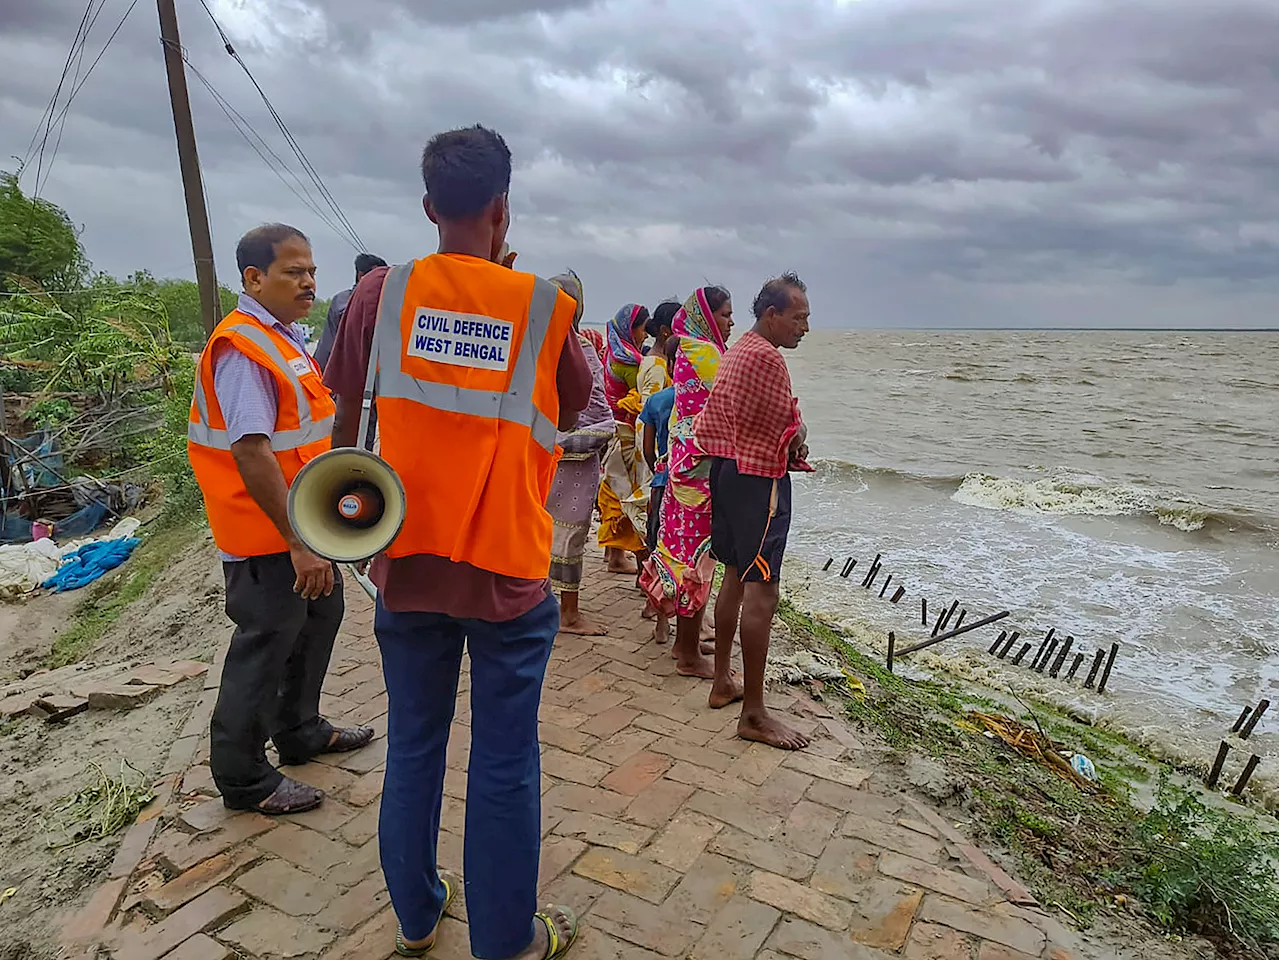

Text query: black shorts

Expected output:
[709,457,791,583]
[647,483,665,553]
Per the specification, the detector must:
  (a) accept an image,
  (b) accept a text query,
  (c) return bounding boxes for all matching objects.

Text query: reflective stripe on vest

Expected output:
[364,263,560,453]
[187,322,334,451]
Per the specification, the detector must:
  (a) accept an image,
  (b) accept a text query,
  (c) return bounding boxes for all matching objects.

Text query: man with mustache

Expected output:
[187,223,373,815]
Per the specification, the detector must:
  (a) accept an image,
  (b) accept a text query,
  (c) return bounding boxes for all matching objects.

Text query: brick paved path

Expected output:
[68,557,1083,960]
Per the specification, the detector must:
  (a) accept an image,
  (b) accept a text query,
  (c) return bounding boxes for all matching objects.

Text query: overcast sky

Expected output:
[2,0,1276,329]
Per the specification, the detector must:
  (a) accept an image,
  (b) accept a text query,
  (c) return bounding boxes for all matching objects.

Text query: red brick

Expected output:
[747,871,852,930]
[690,895,780,960]
[729,742,789,786]
[979,943,1040,960]
[277,761,359,794]
[553,812,654,854]
[112,888,246,960]
[590,728,659,765]
[144,846,260,913]
[109,819,158,879]
[767,916,891,960]
[687,790,782,840]
[62,877,126,947]
[543,746,612,785]
[561,671,616,700]
[601,751,672,796]
[325,873,390,932]
[633,712,714,746]
[779,800,841,857]
[233,858,338,916]
[647,738,732,773]
[572,848,681,904]
[318,907,399,960]
[539,836,588,887]
[707,829,815,882]
[624,690,696,723]
[811,837,880,901]
[878,852,995,905]
[154,814,274,872]
[904,921,972,960]
[624,779,695,828]
[577,690,633,717]
[218,906,336,955]
[752,769,814,819]
[540,722,597,754]
[544,783,631,817]
[845,877,923,951]
[590,889,704,956]
[842,813,944,863]
[342,767,384,807]
[665,853,749,925]
[161,934,232,960]
[918,898,1045,956]
[665,762,754,801]
[334,737,388,773]
[783,753,871,789]
[80,682,162,710]
[808,780,901,820]
[179,765,218,798]
[283,797,359,835]
[540,702,591,729]
[580,705,642,740]
[645,811,723,872]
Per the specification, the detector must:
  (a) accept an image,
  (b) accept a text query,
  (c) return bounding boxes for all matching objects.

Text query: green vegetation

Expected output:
[776,596,1278,959]
[44,760,155,848]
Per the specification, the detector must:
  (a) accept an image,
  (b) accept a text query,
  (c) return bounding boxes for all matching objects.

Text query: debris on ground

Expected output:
[765,649,847,684]
[970,711,1100,792]
[0,516,143,597]
[0,658,207,720]
[44,760,154,848]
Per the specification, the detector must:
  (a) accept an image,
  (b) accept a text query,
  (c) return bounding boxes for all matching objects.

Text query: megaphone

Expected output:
[287,447,407,564]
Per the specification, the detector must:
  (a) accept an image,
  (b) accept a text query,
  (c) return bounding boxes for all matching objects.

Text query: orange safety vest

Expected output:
[368,254,575,579]
[187,309,335,556]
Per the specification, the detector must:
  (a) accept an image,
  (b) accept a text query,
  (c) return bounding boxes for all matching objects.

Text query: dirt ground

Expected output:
[0,526,225,960]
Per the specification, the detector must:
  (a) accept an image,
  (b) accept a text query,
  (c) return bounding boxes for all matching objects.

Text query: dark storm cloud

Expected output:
[0,0,1274,327]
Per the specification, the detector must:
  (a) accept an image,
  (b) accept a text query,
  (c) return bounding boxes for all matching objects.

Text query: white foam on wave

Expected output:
[952,473,1209,532]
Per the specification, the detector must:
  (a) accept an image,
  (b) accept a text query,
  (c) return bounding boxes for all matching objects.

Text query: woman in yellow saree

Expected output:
[597,304,652,572]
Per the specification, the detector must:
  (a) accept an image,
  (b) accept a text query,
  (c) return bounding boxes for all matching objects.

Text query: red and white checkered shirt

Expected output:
[694,331,803,478]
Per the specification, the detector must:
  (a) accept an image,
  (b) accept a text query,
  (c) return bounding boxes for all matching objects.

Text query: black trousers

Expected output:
[210,552,344,806]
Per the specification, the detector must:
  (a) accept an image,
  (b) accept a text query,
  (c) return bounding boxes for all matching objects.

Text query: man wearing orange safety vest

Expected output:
[188,224,373,816]
[324,127,591,960]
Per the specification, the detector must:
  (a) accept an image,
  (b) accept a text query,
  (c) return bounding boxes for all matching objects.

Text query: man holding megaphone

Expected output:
[322,126,591,959]
[187,224,375,817]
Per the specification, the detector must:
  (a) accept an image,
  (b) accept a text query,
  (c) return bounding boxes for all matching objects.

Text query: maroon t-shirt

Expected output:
[323,262,592,621]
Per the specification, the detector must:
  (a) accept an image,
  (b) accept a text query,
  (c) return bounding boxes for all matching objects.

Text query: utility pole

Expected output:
[156,0,220,336]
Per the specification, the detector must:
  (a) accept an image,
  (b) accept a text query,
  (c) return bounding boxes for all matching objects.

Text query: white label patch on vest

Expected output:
[407,309,514,371]
[288,356,312,376]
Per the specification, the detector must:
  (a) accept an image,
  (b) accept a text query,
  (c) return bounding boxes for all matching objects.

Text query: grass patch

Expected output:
[44,521,198,669]
[776,593,1278,958]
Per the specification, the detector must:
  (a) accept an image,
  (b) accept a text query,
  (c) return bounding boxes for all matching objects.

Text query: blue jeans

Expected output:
[375,593,558,960]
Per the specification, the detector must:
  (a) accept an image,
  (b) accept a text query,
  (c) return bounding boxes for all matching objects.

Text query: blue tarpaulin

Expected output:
[41,537,141,592]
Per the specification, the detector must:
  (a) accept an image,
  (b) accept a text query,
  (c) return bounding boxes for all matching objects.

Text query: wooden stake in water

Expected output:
[1083,649,1105,688]
[840,558,856,578]
[1097,642,1119,693]
[999,631,1020,658]
[1231,754,1262,797]
[1230,706,1252,734]
[891,585,906,604]
[1240,699,1270,740]
[893,610,1012,658]
[921,598,928,626]
[1065,652,1085,680]
[822,558,833,572]
[1205,741,1230,789]
[1011,642,1033,665]
[988,631,1008,655]
[1031,629,1055,671]
[1049,636,1074,678]
[1034,638,1058,673]
[886,631,896,673]
[879,574,893,598]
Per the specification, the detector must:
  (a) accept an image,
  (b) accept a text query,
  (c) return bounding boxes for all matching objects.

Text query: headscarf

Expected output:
[672,287,728,352]
[581,327,605,361]
[548,272,613,458]
[604,303,646,416]
[550,270,585,328]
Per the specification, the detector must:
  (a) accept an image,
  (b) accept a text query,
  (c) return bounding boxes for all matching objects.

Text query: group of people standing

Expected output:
[185,120,812,960]
[548,275,814,751]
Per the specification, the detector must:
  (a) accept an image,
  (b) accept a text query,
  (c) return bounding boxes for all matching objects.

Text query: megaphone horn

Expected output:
[287,447,407,563]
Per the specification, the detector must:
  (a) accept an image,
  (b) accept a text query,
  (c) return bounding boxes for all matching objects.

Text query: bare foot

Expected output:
[607,557,638,574]
[699,640,715,656]
[675,655,717,679]
[738,709,810,750]
[559,613,608,636]
[641,601,658,621]
[653,617,670,644]
[708,674,744,709]
[699,620,716,641]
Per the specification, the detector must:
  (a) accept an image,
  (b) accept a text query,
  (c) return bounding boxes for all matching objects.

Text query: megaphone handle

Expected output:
[347,564,378,600]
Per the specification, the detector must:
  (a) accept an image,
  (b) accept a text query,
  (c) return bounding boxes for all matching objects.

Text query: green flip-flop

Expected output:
[534,903,579,959]
[394,875,456,957]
